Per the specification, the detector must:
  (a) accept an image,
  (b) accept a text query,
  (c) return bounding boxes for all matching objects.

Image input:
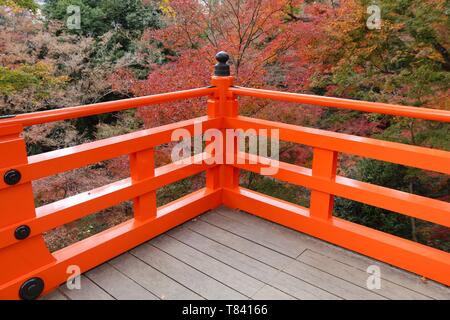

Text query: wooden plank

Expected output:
[290,234,450,300]
[223,188,450,287]
[252,285,296,300]
[59,275,114,300]
[211,208,450,300]
[168,226,283,284]
[167,225,339,300]
[283,260,385,300]
[269,271,341,300]
[298,250,433,300]
[130,243,248,300]
[109,253,202,300]
[40,289,68,300]
[85,263,158,300]
[183,219,293,270]
[200,209,306,258]
[151,234,265,297]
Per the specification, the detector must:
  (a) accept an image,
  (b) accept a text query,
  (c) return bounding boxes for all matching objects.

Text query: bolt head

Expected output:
[215,51,229,64]
[4,169,21,185]
[15,225,31,240]
[19,278,44,300]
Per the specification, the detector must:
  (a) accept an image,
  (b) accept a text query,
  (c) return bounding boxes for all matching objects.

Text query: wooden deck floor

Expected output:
[43,206,450,300]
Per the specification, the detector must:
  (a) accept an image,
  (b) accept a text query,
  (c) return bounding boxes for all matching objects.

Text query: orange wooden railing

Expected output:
[0,52,449,299]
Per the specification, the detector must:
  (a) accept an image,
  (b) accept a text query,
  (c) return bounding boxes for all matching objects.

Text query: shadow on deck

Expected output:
[43,206,450,300]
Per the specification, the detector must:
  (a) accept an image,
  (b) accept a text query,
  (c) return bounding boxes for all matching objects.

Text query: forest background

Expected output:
[0,0,449,252]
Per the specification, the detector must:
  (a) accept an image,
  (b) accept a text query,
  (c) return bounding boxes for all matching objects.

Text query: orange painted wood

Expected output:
[1,78,450,298]
[233,153,450,227]
[0,117,221,190]
[206,97,222,190]
[0,87,215,127]
[310,148,338,220]
[225,116,450,175]
[0,188,222,299]
[0,126,56,286]
[230,87,450,122]
[223,187,450,286]
[130,148,156,221]
[0,154,215,250]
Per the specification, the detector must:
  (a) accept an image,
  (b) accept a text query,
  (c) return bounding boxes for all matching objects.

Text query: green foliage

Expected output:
[44,0,159,36]
[335,157,450,251]
[244,173,310,208]
[0,0,38,11]
[43,0,161,66]
[0,63,67,99]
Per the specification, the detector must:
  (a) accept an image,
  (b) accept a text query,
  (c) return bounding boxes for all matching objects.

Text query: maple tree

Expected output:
[1,0,448,251]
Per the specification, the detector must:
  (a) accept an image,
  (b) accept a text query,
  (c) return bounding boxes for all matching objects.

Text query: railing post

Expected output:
[310,148,338,219]
[207,52,239,193]
[0,125,55,300]
[130,148,156,221]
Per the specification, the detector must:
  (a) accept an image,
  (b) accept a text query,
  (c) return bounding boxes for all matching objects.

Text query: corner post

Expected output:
[207,52,239,194]
[0,125,55,299]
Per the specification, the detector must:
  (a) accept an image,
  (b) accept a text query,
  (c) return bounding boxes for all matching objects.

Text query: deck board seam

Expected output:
[197,215,300,261]
[196,215,383,300]
[300,248,435,300]
[104,261,162,300]
[146,242,252,300]
[81,274,117,300]
[128,248,208,300]
[164,232,298,299]
[176,225,344,299]
[127,249,209,300]
[185,222,291,271]
[57,287,72,300]
[211,209,441,299]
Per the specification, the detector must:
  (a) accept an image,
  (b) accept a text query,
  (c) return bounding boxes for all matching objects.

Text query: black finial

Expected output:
[214,51,230,76]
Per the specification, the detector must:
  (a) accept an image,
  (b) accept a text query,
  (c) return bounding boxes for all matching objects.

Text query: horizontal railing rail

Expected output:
[224,116,450,174]
[0,116,221,190]
[230,86,450,122]
[0,52,449,299]
[0,87,215,127]
[234,152,450,228]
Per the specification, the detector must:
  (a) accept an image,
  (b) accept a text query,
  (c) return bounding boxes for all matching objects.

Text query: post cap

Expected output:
[214,51,230,76]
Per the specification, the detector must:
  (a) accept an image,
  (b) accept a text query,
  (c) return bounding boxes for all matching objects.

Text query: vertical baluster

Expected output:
[130,148,156,221]
[310,148,338,219]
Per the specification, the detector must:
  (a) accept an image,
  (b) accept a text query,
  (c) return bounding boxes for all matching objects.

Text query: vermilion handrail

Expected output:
[0,87,215,127]
[0,52,449,300]
[230,86,450,122]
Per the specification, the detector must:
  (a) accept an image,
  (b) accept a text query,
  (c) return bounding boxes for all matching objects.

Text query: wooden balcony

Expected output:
[0,52,449,300]
[43,207,450,300]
